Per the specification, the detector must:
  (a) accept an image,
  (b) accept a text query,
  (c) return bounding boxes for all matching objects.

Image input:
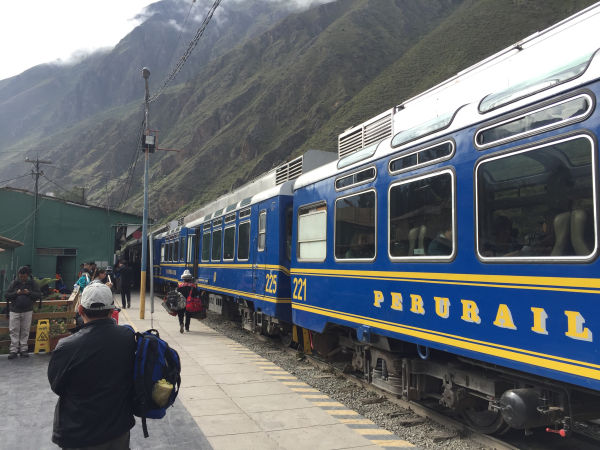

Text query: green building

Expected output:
[0,187,142,287]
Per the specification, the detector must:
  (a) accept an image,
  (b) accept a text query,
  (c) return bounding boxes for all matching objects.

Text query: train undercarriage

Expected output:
[200,290,600,436]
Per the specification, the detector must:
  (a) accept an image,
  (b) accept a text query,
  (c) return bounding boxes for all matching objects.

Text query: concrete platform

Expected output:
[0,291,419,449]
[119,292,419,450]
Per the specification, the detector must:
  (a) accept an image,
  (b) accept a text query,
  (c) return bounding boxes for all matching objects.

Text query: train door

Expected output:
[252,207,268,297]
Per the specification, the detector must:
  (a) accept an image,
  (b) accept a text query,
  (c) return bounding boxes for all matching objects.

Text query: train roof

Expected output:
[296,2,600,190]
[182,150,335,229]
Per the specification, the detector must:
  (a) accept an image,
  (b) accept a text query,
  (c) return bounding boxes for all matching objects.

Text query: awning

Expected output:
[0,236,24,249]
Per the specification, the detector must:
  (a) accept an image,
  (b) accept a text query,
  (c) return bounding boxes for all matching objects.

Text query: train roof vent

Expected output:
[275,156,303,185]
[338,111,392,159]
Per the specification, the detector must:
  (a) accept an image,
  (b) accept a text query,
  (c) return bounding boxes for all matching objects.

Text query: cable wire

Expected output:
[0,172,31,186]
[148,0,222,103]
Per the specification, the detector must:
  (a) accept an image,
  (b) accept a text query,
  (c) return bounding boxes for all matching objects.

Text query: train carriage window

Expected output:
[335,190,376,260]
[335,167,376,190]
[258,210,266,252]
[389,141,454,174]
[211,228,222,261]
[201,231,210,262]
[298,203,327,261]
[160,244,165,262]
[223,225,235,261]
[179,237,185,262]
[239,208,251,219]
[477,135,596,261]
[475,95,593,149]
[168,242,173,262]
[187,235,194,263]
[174,240,179,262]
[237,221,250,261]
[389,171,454,260]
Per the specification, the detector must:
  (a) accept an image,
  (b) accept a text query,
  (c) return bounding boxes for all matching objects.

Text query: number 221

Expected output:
[292,277,307,301]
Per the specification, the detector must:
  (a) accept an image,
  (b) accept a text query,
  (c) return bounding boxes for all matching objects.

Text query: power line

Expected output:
[0,172,30,185]
[149,0,222,103]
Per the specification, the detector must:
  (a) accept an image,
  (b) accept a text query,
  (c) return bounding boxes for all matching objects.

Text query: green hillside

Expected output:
[0,0,596,222]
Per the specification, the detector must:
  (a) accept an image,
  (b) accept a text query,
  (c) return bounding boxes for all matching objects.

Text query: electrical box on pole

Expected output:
[142,133,156,153]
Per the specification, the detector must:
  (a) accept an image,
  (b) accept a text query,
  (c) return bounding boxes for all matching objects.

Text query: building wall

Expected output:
[0,189,141,287]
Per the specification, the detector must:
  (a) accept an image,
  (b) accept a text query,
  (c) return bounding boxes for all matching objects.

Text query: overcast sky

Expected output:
[0,0,155,80]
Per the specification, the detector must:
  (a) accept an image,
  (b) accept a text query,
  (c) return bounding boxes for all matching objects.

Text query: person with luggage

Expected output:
[5,266,41,359]
[176,270,200,333]
[47,282,136,449]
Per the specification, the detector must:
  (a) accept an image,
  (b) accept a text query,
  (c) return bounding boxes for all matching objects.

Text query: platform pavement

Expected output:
[118,291,419,450]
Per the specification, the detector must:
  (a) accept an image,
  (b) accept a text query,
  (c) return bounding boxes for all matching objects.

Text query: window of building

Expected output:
[258,210,266,252]
[476,135,596,260]
[212,229,222,261]
[389,171,454,259]
[223,225,235,261]
[237,221,250,261]
[335,190,376,260]
[201,231,210,262]
[298,203,327,261]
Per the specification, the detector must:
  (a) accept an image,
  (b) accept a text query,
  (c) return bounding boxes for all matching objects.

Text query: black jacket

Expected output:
[48,319,136,448]
[5,278,41,313]
[118,265,134,288]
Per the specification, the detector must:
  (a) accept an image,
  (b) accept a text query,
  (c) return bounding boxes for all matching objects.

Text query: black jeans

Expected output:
[62,430,130,450]
[121,287,131,308]
[177,309,191,329]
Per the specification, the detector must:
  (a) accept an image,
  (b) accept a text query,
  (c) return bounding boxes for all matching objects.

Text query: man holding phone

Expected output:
[5,266,41,359]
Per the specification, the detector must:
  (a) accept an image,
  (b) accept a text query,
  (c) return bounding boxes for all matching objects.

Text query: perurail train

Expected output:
[153,4,600,436]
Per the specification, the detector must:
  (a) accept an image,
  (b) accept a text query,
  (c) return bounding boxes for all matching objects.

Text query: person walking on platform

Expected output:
[76,263,91,292]
[48,282,136,450]
[117,260,134,308]
[5,266,41,359]
[177,270,198,333]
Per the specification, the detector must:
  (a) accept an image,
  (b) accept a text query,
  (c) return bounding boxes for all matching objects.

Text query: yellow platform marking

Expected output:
[291,387,320,392]
[339,419,375,425]
[355,429,393,436]
[274,376,297,380]
[371,439,415,447]
[302,394,329,399]
[326,409,359,416]
[264,370,288,374]
[313,401,345,407]
[282,382,306,386]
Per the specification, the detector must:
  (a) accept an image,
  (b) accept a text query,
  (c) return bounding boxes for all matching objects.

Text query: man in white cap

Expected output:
[48,281,136,449]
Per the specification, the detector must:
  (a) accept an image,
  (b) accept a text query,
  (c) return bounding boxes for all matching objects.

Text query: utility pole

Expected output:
[25,156,52,271]
[140,67,151,320]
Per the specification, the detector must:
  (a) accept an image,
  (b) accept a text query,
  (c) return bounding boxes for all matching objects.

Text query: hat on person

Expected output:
[181,270,193,280]
[80,281,115,310]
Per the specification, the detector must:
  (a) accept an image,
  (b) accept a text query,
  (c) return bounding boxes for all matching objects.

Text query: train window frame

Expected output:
[223,224,236,261]
[174,240,180,262]
[334,189,377,262]
[211,228,222,262]
[187,235,194,263]
[237,220,251,261]
[258,210,266,252]
[475,133,598,263]
[160,244,165,262]
[225,212,236,223]
[391,108,462,149]
[475,93,595,150]
[168,242,173,262]
[201,230,211,262]
[389,140,455,175]
[335,166,377,191]
[387,169,456,262]
[297,201,328,262]
[239,208,251,219]
[179,237,185,262]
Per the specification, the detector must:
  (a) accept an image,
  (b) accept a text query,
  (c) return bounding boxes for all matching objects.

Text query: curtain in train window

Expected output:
[201,232,210,262]
[389,172,454,258]
[477,136,595,259]
[223,226,235,260]
[258,210,266,252]
[211,229,222,261]
[335,191,376,260]
[298,203,327,261]
[187,236,194,262]
[160,244,165,262]
[237,222,250,261]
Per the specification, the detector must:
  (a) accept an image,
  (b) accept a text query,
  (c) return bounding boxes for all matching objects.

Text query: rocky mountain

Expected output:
[0,0,596,220]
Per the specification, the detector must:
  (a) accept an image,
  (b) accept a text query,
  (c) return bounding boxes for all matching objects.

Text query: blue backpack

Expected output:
[127,328,182,438]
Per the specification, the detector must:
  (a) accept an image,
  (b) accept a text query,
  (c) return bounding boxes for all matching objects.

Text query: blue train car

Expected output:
[154,223,196,289]
[183,151,335,334]
[291,6,600,433]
